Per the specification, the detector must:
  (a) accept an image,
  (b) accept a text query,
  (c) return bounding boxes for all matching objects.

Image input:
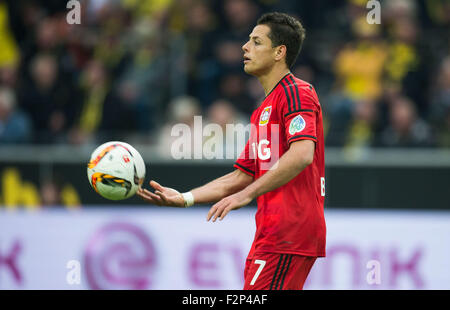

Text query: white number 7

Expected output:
[250,260,266,285]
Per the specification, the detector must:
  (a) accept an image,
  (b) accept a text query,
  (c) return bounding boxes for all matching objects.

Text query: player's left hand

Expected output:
[206,191,252,222]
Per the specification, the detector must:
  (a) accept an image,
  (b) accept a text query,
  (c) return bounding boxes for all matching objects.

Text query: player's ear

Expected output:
[274,45,287,62]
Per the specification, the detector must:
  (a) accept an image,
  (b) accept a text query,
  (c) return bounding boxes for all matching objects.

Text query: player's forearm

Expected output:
[190,170,252,204]
[241,144,313,200]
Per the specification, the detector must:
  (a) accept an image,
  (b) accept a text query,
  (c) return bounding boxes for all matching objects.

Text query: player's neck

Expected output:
[258,66,291,97]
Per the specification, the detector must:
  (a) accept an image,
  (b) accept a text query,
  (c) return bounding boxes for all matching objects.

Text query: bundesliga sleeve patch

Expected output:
[288,115,306,135]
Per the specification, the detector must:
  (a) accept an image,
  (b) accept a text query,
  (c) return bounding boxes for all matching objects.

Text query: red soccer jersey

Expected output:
[234,73,326,258]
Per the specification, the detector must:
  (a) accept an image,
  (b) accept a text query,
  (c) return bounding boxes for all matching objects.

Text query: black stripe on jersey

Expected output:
[284,109,314,118]
[281,80,296,113]
[285,79,297,113]
[234,163,254,175]
[288,135,318,143]
[279,255,293,290]
[265,73,291,99]
[274,254,289,290]
[281,81,292,114]
[270,255,285,290]
[287,75,301,111]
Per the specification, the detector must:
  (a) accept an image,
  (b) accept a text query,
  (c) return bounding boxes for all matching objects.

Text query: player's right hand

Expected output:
[137,180,185,207]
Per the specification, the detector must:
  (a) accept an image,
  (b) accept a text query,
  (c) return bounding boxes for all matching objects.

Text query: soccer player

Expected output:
[137,12,326,290]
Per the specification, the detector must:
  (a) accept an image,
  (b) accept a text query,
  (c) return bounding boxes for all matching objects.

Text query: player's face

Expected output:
[242,25,278,76]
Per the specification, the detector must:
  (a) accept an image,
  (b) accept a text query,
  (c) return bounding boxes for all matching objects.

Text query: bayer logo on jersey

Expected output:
[289,115,306,135]
[259,106,272,126]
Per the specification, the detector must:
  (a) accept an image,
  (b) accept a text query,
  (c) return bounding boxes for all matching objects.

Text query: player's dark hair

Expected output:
[257,12,306,69]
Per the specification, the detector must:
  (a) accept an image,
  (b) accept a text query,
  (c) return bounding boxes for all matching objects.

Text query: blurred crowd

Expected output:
[0,0,449,152]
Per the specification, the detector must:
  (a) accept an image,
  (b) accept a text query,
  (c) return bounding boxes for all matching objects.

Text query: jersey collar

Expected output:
[264,72,292,99]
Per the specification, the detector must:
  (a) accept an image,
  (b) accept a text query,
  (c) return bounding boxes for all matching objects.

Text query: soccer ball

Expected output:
[87,141,146,200]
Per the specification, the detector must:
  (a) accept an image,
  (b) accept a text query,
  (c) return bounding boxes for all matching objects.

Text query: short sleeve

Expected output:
[280,83,318,145]
[233,140,255,177]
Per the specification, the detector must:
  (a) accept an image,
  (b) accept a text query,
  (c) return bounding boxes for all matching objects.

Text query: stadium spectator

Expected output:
[383,0,429,115]
[210,0,259,115]
[204,98,248,158]
[39,178,62,207]
[333,16,388,101]
[0,1,20,70]
[68,59,134,145]
[169,1,219,107]
[326,13,387,147]
[39,176,81,208]
[19,53,78,143]
[218,70,254,116]
[344,98,379,151]
[116,18,168,133]
[0,63,19,89]
[421,0,450,27]
[378,95,434,148]
[429,57,450,147]
[0,87,31,144]
[205,99,243,131]
[156,95,202,158]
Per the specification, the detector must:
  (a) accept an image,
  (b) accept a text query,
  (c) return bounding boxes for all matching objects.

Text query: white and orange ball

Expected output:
[87,141,146,200]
